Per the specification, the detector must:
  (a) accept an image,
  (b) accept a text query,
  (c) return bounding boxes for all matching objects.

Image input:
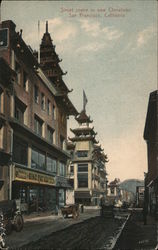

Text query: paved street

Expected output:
[23,213,126,250]
[6,208,101,248]
[6,208,158,250]
[6,208,128,249]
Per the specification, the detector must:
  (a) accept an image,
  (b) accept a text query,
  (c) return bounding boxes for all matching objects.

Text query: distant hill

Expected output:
[120,179,144,195]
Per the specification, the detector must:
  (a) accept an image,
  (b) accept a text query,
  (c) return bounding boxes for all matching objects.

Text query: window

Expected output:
[23,71,29,91]
[13,136,28,166]
[77,151,88,158]
[52,104,56,120]
[41,93,45,110]
[47,126,54,144]
[77,164,88,188]
[47,99,51,115]
[15,105,24,123]
[78,165,88,172]
[31,148,45,170]
[15,61,21,84]
[14,97,26,124]
[59,162,66,176]
[78,173,88,188]
[46,156,57,173]
[34,115,43,136]
[34,85,39,103]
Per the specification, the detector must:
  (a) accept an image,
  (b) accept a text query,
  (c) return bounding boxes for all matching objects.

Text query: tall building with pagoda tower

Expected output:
[0,19,77,213]
[34,21,77,149]
[67,96,108,206]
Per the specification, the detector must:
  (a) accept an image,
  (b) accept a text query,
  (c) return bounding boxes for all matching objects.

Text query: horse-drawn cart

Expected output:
[61,204,79,219]
[0,200,24,235]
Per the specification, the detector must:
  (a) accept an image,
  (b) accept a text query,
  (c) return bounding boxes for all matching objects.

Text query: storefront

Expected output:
[12,165,56,213]
[74,191,91,205]
[56,176,71,208]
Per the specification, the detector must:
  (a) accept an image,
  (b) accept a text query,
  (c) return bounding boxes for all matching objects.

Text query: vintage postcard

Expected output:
[0,0,157,249]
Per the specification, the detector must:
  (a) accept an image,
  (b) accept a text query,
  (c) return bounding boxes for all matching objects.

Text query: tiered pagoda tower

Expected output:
[69,109,98,145]
[39,21,69,94]
[34,21,78,149]
[34,21,77,116]
[67,106,108,206]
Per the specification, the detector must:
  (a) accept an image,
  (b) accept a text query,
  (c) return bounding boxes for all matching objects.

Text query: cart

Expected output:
[61,204,79,219]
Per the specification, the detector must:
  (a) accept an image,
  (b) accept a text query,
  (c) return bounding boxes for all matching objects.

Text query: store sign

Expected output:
[0,29,8,48]
[14,167,55,186]
[56,176,70,188]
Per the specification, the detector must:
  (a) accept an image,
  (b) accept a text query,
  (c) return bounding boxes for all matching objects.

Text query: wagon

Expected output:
[0,200,24,235]
[61,204,79,219]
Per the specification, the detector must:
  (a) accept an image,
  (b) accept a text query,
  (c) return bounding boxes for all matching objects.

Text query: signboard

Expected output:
[0,28,8,48]
[14,166,55,186]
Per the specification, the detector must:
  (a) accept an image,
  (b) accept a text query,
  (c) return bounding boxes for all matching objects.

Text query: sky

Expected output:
[1,0,157,182]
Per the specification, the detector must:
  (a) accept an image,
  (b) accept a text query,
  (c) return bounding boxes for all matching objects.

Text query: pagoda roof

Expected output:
[40,21,54,48]
[70,127,97,136]
[92,144,109,163]
[68,135,99,144]
[75,110,93,124]
[93,144,104,152]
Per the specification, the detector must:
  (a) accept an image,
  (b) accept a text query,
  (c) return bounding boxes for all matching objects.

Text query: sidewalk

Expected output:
[6,208,100,249]
[114,209,158,250]
[134,210,158,250]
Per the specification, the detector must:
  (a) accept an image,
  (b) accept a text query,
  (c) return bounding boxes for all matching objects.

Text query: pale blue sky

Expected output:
[2,1,157,181]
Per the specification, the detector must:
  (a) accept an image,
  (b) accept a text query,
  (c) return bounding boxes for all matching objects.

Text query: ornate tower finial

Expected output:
[83,90,88,111]
[46,21,48,33]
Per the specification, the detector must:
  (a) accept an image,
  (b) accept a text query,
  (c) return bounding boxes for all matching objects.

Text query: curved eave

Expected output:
[68,136,98,143]
[75,117,93,124]
[70,127,96,136]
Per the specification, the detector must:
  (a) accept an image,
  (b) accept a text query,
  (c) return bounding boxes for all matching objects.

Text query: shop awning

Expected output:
[56,176,72,188]
[74,191,91,198]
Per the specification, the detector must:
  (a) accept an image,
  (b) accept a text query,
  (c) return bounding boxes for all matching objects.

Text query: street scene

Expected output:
[0,0,157,249]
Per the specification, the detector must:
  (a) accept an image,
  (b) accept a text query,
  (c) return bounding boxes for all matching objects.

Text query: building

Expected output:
[0,57,16,198]
[120,189,134,205]
[0,20,78,213]
[67,108,108,206]
[107,178,121,204]
[144,90,158,215]
[136,186,144,208]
